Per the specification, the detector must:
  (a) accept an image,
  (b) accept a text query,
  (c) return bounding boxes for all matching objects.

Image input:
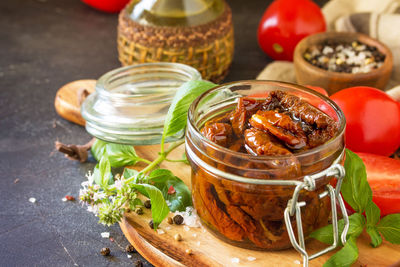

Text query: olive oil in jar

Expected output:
[127,0,224,26]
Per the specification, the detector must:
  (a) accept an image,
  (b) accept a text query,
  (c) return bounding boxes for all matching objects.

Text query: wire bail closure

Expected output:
[284,163,349,267]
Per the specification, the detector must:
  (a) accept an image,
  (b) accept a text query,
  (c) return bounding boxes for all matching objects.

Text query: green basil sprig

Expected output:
[81,80,216,229]
[310,149,400,266]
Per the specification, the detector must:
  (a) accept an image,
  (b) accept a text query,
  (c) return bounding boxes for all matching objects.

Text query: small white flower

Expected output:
[127,254,132,259]
[79,188,87,197]
[101,232,110,238]
[93,184,100,190]
[93,192,106,201]
[114,179,124,190]
[62,198,67,202]
[29,197,36,203]
[85,171,94,185]
[87,205,100,214]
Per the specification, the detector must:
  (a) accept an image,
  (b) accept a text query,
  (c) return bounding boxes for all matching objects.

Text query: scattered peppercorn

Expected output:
[135,260,143,267]
[126,208,131,213]
[185,248,193,255]
[173,214,184,225]
[149,220,154,229]
[144,200,151,209]
[174,233,182,241]
[135,207,143,215]
[125,244,136,253]
[167,217,173,225]
[100,247,110,256]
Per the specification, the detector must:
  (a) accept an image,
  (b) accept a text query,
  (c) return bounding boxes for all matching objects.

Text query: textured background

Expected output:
[0,0,326,266]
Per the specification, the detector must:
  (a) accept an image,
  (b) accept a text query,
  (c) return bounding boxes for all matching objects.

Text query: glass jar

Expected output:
[81,62,201,145]
[185,81,346,251]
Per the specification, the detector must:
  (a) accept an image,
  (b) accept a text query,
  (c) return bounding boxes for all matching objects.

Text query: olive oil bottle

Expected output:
[117,0,234,82]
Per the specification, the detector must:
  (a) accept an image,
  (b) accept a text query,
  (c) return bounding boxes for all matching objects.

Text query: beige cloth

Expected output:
[257,0,400,90]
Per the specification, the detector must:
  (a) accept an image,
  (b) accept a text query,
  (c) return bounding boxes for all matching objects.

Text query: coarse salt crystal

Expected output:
[247,256,256,262]
[165,226,171,231]
[192,233,197,237]
[202,228,206,233]
[322,46,333,54]
[294,260,301,265]
[231,257,240,264]
[29,197,36,203]
[157,229,165,235]
[196,241,201,246]
[101,232,110,238]
[127,254,132,259]
[62,198,67,202]
[184,226,190,232]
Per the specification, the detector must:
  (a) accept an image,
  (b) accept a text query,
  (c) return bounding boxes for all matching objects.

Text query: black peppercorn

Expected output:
[144,200,151,209]
[100,247,110,256]
[135,260,143,267]
[173,214,184,225]
[149,219,154,229]
[135,207,144,215]
[125,244,136,253]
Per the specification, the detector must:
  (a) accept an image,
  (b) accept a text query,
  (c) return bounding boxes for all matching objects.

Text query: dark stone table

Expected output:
[0,0,325,266]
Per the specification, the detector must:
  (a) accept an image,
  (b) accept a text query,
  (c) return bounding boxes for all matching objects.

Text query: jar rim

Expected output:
[96,62,202,100]
[187,80,346,160]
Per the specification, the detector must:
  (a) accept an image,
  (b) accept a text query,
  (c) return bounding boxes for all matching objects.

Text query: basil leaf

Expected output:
[123,168,139,179]
[323,237,359,267]
[91,139,107,161]
[366,226,382,247]
[377,214,400,244]
[93,156,113,186]
[129,183,169,229]
[148,169,192,212]
[310,213,365,245]
[342,149,372,213]
[162,80,217,141]
[105,143,139,168]
[365,201,380,227]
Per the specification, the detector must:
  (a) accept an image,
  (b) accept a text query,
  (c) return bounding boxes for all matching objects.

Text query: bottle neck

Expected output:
[127,0,225,27]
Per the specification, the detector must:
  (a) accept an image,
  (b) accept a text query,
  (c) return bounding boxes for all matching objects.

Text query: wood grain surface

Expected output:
[54,79,96,126]
[120,145,400,267]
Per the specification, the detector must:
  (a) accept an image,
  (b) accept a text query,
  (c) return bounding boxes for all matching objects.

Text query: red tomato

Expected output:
[331,86,400,156]
[357,152,400,216]
[257,0,326,61]
[82,0,130,13]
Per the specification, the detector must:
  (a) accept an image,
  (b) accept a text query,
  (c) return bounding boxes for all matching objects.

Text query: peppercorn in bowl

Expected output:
[185,81,346,250]
[294,32,393,95]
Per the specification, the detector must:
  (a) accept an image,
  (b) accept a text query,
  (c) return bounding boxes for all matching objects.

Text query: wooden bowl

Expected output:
[293,32,393,95]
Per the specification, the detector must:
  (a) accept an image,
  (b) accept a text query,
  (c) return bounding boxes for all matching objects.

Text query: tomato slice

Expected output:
[357,152,400,216]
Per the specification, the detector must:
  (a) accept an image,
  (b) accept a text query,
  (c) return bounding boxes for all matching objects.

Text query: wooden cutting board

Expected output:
[119,145,400,267]
[54,80,400,267]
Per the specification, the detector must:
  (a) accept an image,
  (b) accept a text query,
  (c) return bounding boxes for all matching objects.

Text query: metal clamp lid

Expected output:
[284,163,349,267]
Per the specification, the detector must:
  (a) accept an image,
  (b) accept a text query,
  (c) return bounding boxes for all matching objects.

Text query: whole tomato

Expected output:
[257,0,326,61]
[331,87,400,156]
[82,0,130,13]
